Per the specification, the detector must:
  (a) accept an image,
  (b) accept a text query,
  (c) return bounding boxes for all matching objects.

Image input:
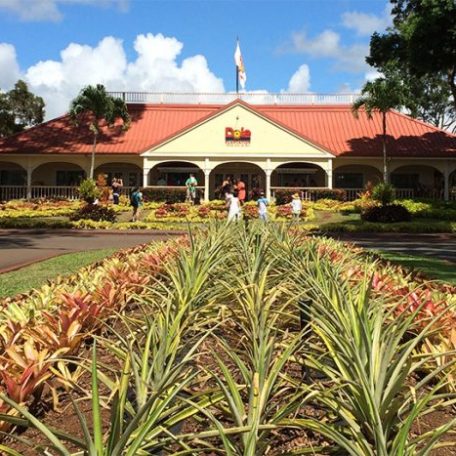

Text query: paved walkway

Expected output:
[328,233,456,263]
[0,230,182,273]
[1,230,455,274]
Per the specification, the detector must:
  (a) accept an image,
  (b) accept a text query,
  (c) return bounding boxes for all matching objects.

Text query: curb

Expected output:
[0,229,187,236]
[0,251,80,275]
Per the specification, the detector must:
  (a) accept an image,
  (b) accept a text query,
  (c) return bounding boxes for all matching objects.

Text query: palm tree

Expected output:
[69,85,130,179]
[352,76,403,183]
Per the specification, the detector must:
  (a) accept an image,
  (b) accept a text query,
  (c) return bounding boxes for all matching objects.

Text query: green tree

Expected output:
[368,0,456,113]
[352,76,404,183]
[0,80,45,138]
[69,84,130,179]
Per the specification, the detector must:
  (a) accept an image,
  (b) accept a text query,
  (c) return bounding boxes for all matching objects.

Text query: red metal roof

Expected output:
[0,101,455,158]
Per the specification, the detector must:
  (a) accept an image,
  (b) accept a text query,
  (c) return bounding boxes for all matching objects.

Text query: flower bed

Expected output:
[0,237,186,432]
[1,224,455,453]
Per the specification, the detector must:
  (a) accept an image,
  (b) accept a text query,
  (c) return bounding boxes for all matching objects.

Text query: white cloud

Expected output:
[0,0,128,22]
[1,33,225,119]
[286,64,311,92]
[286,30,368,73]
[291,30,340,57]
[364,70,383,82]
[0,43,20,90]
[341,5,392,36]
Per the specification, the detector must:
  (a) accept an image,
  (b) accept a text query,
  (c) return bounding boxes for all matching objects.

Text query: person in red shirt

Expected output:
[236,178,246,204]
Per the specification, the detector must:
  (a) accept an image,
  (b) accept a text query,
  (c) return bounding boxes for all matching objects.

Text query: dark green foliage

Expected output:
[141,187,188,203]
[368,0,456,115]
[69,84,130,179]
[274,188,345,205]
[0,80,45,138]
[361,204,412,223]
[78,178,100,203]
[70,204,117,222]
[372,183,395,206]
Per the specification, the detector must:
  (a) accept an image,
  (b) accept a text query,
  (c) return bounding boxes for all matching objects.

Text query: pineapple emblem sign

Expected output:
[225,127,251,146]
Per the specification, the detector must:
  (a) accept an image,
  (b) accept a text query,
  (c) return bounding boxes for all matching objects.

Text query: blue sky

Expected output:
[0,0,391,118]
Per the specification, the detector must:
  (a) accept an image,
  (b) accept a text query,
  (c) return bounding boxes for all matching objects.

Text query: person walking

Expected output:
[257,191,269,221]
[290,193,302,221]
[130,187,143,222]
[185,173,198,203]
[226,189,241,222]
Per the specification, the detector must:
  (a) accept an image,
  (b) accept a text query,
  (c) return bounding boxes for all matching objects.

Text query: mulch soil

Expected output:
[3,294,456,454]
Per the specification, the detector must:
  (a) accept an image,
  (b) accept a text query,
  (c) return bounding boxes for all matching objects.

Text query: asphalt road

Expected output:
[0,230,455,274]
[328,233,456,263]
[0,230,182,273]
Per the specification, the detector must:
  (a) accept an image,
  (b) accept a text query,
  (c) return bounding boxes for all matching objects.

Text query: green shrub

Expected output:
[361,204,411,223]
[70,204,117,222]
[274,188,345,205]
[78,178,100,203]
[372,182,394,206]
[142,187,188,203]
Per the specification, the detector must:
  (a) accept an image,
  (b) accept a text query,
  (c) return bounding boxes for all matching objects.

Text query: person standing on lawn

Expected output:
[291,193,302,220]
[185,173,198,203]
[257,191,269,221]
[131,187,143,222]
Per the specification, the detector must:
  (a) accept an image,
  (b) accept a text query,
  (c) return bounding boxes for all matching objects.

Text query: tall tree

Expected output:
[0,80,45,138]
[69,84,130,179]
[367,0,456,113]
[352,76,404,183]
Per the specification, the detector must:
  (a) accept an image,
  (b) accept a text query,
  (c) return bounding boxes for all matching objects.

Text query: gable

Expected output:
[143,104,334,158]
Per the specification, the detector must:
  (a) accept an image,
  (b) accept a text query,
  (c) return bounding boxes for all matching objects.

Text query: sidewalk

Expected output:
[327,232,456,263]
[0,230,183,273]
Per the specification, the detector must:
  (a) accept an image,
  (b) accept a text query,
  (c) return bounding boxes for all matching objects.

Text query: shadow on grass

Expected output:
[374,250,456,285]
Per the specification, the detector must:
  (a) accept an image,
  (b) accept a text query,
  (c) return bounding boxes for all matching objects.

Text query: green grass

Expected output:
[0,248,118,298]
[374,250,456,285]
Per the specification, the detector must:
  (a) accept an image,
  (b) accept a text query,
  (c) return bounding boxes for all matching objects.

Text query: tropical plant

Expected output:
[352,75,404,182]
[77,178,100,203]
[69,84,130,179]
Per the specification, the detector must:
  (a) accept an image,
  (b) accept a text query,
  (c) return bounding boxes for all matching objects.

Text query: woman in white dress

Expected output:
[226,190,241,222]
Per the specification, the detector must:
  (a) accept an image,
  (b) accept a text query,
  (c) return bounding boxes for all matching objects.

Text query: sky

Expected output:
[0,0,392,119]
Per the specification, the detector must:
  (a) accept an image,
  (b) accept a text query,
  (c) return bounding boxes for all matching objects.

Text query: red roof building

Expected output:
[0,98,455,200]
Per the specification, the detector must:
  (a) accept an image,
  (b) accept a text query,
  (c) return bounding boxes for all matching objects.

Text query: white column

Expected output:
[142,168,150,188]
[266,169,272,201]
[326,159,333,189]
[26,165,33,200]
[444,162,450,201]
[204,170,210,201]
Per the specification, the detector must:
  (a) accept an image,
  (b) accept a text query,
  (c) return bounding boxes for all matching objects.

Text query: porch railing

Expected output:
[108,91,360,105]
[0,186,27,201]
[30,186,79,200]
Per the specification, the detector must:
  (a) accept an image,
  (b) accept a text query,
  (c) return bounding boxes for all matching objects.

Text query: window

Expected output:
[335,173,363,189]
[0,170,25,185]
[391,173,419,189]
[56,170,84,186]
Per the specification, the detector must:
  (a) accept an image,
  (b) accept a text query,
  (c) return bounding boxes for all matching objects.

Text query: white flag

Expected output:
[234,40,247,90]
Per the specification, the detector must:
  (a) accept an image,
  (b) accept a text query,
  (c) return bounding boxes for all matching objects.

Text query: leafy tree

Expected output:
[0,80,45,138]
[352,75,404,183]
[367,0,456,114]
[69,84,130,179]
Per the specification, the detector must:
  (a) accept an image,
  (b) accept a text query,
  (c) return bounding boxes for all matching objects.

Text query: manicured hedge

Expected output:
[361,204,412,223]
[274,188,346,205]
[142,187,190,203]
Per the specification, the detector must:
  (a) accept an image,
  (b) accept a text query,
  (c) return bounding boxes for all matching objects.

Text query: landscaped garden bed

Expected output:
[0,223,455,454]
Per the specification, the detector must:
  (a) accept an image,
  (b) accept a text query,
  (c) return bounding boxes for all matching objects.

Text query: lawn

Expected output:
[0,248,117,298]
[374,250,456,285]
